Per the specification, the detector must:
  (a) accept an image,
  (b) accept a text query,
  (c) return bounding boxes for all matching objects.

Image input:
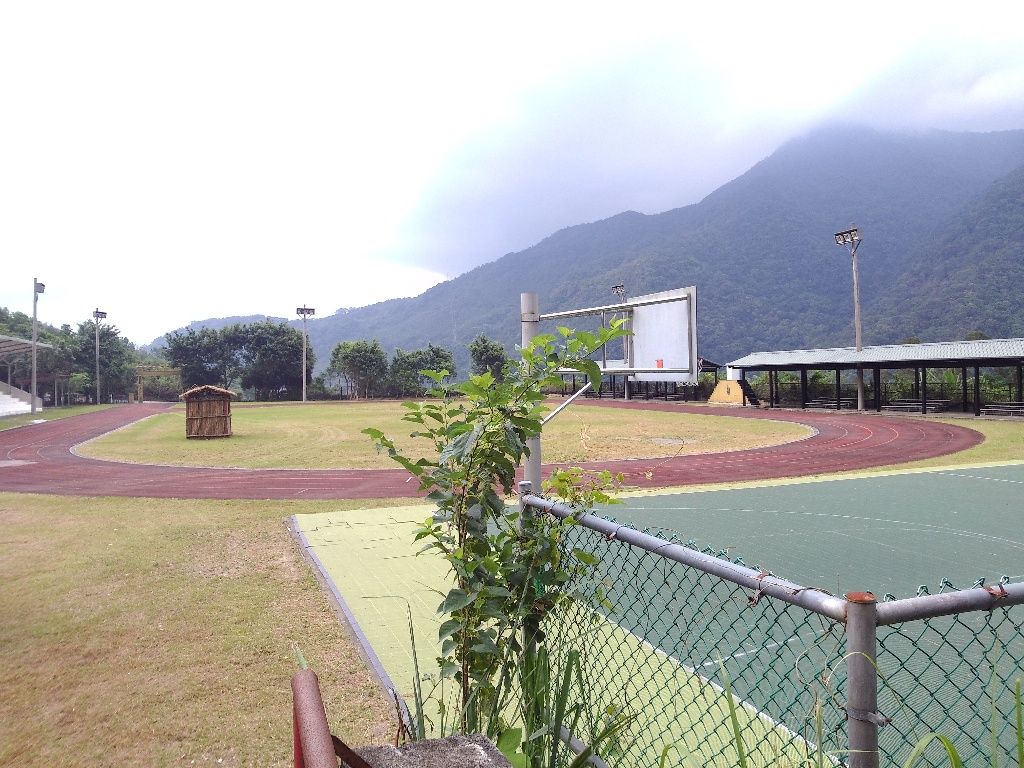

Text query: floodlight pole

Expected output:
[296,306,316,402]
[520,293,542,490]
[93,309,106,405]
[31,278,45,413]
[835,227,865,411]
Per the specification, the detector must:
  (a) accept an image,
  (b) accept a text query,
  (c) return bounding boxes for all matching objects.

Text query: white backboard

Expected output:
[629,287,697,383]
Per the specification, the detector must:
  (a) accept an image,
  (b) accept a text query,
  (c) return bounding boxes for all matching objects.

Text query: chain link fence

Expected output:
[521,490,1024,768]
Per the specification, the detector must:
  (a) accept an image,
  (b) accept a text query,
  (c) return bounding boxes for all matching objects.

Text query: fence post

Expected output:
[521,293,542,490]
[846,592,880,768]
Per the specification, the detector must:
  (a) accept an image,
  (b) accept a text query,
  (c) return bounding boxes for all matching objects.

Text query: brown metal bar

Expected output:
[292,669,341,768]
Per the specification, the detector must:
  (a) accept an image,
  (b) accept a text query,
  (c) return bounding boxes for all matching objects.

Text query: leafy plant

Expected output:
[364,323,627,738]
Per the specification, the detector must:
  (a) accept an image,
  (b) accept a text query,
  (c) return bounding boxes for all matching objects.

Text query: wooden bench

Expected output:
[980,402,1024,417]
[805,398,857,410]
[881,399,951,414]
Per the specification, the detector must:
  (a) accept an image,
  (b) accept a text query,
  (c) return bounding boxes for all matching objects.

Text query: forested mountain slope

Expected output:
[166,125,1024,372]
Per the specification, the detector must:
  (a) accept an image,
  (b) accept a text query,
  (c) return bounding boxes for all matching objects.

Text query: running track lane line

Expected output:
[0,402,984,500]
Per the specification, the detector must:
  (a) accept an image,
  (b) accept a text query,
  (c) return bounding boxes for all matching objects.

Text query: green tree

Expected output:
[469,334,508,381]
[328,339,388,399]
[164,327,240,389]
[72,320,136,402]
[235,320,308,401]
[388,343,457,397]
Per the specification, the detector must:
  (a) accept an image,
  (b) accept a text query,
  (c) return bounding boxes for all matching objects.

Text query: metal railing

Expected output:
[519,483,1024,768]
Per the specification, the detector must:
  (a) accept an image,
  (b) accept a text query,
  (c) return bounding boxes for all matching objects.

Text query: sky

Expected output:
[2,2,1023,345]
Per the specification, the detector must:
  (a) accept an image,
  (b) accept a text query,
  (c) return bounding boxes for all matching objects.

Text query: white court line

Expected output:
[937,471,1024,485]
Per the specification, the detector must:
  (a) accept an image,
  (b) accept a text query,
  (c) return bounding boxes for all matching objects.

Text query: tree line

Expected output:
[1,306,135,404]
[164,324,509,400]
[2,304,512,403]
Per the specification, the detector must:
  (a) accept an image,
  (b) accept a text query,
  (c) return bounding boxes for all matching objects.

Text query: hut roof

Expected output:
[179,385,238,400]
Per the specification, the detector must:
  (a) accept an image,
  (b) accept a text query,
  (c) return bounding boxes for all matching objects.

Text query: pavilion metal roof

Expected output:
[727,338,1024,370]
[0,334,52,359]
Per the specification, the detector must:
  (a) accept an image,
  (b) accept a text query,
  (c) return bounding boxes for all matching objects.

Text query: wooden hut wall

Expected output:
[185,395,232,438]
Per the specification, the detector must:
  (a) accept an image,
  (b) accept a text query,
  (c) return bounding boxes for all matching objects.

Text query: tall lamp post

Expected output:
[296,306,315,402]
[834,227,865,411]
[93,309,106,405]
[31,278,45,413]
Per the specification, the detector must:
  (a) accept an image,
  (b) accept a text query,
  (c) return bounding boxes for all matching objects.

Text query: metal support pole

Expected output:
[874,367,881,412]
[296,306,315,402]
[93,308,106,405]
[849,244,865,411]
[800,369,808,408]
[846,592,880,768]
[31,278,41,413]
[974,366,982,416]
[921,367,928,414]
[521,293,542,490]
[835,368,841,410]
[961,367,968,412]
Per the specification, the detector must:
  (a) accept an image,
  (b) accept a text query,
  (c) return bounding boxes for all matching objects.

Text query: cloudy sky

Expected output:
[2,2,1023,344]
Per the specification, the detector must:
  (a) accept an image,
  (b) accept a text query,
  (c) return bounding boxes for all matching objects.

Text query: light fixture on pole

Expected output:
[93,309,107,405]
[31,278,45,414]
[296,306,315,402]
[834,227,865,411]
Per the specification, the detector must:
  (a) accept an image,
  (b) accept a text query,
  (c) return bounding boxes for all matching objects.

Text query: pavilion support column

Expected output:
[961,367,969,412]
[914,368,920,398]
[835,368,842,410]
[741,370,747,407]
[874,367,882,412]
[974,367,982,416]
[921,367,928,414]
[1017,365,1022,402]
[800,369,808,409]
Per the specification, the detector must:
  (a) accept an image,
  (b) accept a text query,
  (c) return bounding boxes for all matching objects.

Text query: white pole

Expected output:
[301,314,308,402]
[31,278,40,413]
[94,311,101,405]
[851,242,865,411]
[520,293,542,490]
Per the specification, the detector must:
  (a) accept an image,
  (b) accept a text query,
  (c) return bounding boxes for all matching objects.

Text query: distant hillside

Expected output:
[166,125,1024,372]
[867,162,1024,341]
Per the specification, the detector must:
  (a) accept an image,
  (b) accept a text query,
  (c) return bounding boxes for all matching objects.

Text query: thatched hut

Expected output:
[180,385,236,438]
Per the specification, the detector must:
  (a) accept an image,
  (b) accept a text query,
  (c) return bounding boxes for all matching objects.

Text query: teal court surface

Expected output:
[294,462,1024,706]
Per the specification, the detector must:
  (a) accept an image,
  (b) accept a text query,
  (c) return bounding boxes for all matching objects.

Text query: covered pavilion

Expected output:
[726,338,1024,416]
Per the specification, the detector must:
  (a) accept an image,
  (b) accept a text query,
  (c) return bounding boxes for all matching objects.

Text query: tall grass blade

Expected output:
[718,660,748,768]
[1015,679,1023,768]
[902,733,963,768]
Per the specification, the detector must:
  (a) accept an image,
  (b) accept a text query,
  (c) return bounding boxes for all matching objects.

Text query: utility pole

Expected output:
[834,227,865,411]
[296,306,315,402]
[31,278,45,413]
[93,308,107,405]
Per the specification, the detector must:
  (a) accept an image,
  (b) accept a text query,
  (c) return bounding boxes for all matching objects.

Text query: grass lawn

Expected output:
[0,493,405,767]
[0,404,117,432]
[77,401,811,469]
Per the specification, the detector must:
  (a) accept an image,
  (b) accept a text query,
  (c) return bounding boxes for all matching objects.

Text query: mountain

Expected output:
[169,125,1024,372]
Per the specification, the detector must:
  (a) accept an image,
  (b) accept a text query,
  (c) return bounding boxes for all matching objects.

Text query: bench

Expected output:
[805,398,857,410]
[980,402,1024,417]
[881,399,951,414]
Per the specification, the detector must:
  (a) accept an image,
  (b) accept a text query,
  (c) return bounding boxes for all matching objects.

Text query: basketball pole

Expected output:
[520,292,542,490]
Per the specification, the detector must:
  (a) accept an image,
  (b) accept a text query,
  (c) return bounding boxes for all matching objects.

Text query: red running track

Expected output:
[0,402,983,500]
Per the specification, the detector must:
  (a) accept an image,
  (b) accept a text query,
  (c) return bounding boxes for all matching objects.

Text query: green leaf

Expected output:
[438,588,474,614]
[438,618,462,642]
[573,549,600,566]
[496,728,522,754]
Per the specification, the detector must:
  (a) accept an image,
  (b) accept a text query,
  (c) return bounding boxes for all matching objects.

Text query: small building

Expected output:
[179,385,236,438]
